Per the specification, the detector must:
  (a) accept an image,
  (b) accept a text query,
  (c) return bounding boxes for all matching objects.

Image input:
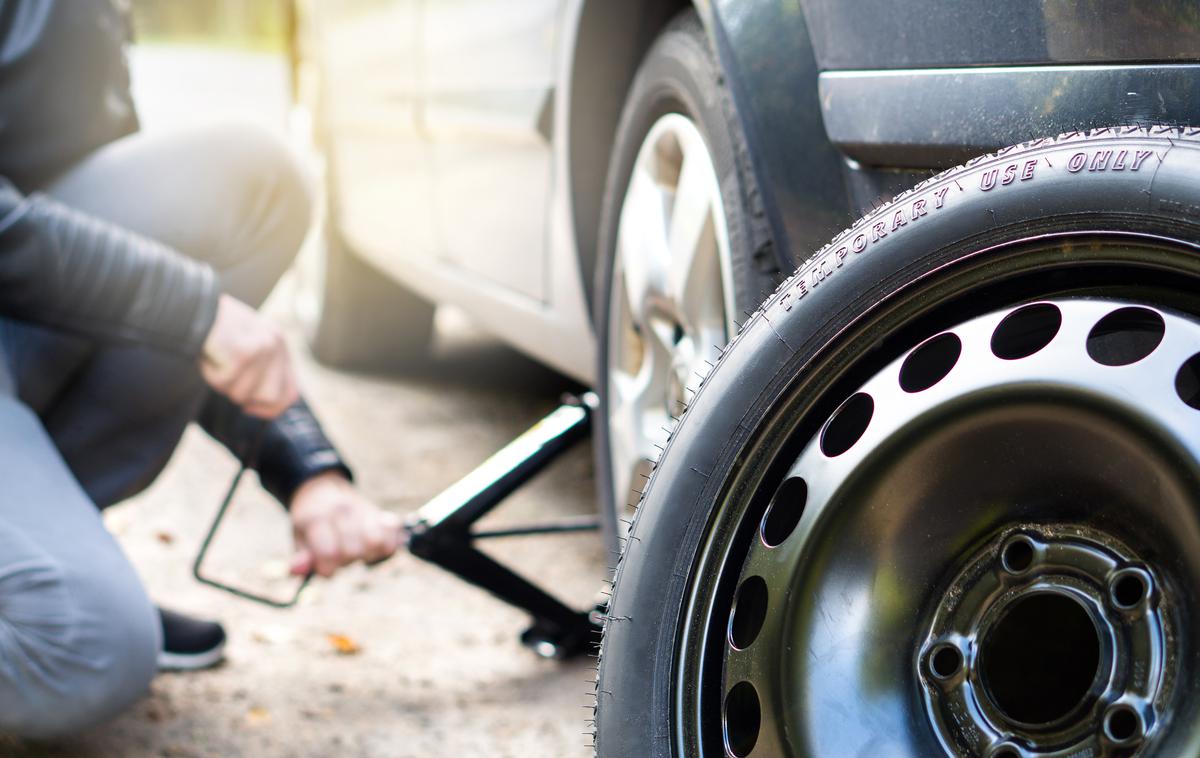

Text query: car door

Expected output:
[421,0,565,303]
[311,0,436,273]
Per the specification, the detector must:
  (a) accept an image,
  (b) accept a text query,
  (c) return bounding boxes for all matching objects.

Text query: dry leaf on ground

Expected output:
[326,633,362,655]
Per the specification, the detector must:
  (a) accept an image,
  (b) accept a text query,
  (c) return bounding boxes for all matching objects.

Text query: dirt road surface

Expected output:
[3,45,608,758]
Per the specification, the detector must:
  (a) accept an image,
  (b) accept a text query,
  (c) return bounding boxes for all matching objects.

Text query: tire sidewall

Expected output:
[596,127,1200,757]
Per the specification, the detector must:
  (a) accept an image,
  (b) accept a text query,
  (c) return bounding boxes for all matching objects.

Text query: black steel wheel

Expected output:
[595,127,1200,758]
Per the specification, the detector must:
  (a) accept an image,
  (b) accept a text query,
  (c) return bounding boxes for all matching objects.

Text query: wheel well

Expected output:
[566,0,693,317]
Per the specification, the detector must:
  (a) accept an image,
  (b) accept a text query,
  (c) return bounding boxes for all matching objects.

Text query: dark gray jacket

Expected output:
[0,0,349,504]
[0,0,217,353]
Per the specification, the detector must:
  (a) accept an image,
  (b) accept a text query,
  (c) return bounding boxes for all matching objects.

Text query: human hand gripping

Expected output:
[288,471,403,577]
[200,294,301,418]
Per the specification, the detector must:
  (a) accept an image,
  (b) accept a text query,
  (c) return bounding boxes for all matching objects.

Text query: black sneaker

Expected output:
[157,608,226,671]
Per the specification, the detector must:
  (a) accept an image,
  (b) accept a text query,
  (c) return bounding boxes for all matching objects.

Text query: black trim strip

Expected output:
[820,64,1200,168]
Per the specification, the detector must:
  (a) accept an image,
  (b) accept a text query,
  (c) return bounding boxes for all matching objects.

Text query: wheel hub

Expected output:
[923,525,1166,756]
[716,297,1200,756]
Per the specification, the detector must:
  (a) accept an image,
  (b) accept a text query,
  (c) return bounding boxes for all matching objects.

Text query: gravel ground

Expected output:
[19,307,608,758]
[3,45,608,758]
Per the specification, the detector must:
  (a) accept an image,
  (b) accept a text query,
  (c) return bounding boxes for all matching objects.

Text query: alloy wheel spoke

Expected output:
[617,168,670,323]
[666,147,717,318]
[609,367,667,507]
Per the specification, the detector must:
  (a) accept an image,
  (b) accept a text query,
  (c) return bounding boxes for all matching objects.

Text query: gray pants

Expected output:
[0,123,310,738]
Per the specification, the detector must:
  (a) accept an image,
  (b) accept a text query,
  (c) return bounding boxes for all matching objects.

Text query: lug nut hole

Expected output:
[1001,536,1036,575]
[1110,570,1150,610]
[929,643,963,680]
[1104,704,1143,744]
[990,744,1021,758]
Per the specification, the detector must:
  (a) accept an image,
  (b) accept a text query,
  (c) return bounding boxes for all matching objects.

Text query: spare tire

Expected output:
[595,126,1200,758]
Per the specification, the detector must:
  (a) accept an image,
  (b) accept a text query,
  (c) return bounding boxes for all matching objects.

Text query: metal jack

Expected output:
[196,392,604,660]
[404,392,602,659]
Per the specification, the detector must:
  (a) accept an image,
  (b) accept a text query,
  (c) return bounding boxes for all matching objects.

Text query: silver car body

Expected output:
[308,0,597,383]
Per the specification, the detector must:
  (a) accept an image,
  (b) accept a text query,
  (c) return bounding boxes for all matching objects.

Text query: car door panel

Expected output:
[422,0,565,303]
[312,0,435,274]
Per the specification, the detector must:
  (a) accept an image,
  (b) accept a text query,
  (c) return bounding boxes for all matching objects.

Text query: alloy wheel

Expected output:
[606,113,736,532]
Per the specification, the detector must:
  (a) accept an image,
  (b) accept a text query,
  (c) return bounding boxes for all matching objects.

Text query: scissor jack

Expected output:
[195,393,604,660]
[404,391,603,659]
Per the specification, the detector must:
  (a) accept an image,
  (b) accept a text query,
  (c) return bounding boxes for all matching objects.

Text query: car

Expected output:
[291,0,787,553]
[294,2,1200,755]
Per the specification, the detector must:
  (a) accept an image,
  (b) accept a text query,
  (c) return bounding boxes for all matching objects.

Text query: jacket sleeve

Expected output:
[198,392,354,508]
[0,177,219,355]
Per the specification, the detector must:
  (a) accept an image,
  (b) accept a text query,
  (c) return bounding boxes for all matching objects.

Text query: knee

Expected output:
[223,123,314,260]
[0,552,159,739]
[246,123,313,245]
[203,122,315,303]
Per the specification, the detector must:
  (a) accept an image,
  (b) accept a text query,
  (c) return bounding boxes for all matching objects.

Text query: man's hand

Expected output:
[200,294,300,418]
[289,471,403,577]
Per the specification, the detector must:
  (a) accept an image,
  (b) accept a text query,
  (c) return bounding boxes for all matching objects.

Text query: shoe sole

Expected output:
[157,644,226,672]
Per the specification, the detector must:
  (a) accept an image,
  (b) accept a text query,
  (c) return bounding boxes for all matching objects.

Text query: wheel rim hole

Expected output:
[982,593,1101,726]
[820,392,874,457]
[991,302,1062,360]
[991,745,1021,758]
[899,332,962,393]
[760,477,808,547]
[930,644,963,680]
[652,131,683,183]
[1104,704,1142,744]
[1111,572,1147,609]
[672,323,686,345]
[723,682,761,757]
[728,577,769,650]
[1175,352,1200,410]
[1001,537,1036,574]
[1086,307,1165,366]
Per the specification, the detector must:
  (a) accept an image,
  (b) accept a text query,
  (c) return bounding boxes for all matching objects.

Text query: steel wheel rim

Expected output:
[670,237,1200,758]
[606,113,736,532]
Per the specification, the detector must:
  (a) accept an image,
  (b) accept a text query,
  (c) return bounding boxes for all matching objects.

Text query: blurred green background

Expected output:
[131,0,290,51]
